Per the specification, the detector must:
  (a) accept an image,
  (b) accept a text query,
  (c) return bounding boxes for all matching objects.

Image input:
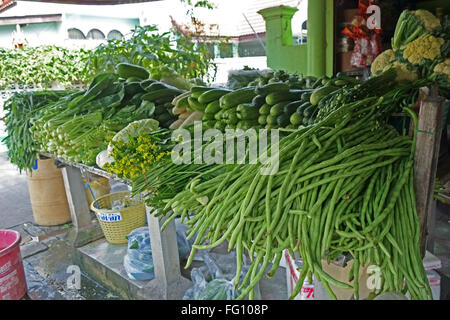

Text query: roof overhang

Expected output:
[0,13,62,25]
[0,0,17,13]
[16,0,159,4]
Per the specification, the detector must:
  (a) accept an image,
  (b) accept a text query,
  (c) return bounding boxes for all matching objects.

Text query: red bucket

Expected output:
[0,230,27,300]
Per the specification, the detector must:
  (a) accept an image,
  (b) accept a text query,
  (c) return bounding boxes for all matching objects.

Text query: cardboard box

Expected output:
[321,258,371,300]
[427,269,441,300]
[284,250,371,300]
[423,251,442,270]
[286,250,442,300]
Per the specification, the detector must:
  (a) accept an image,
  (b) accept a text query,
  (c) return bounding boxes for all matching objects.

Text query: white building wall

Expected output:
[213,56,268,85]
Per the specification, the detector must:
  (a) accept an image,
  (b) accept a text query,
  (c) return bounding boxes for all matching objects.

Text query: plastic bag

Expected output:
[83,176,111,207]
[107,119,159,155]
[182,268,237,300]
[111,200,126,210]
[96,149,114,169]
[226,69,263,89]
[197,278,236,300]
[182,268,208,300]
[175,219,192,261]
[124,225,194,281]
[182,252,238,300]
[123,227,155,281]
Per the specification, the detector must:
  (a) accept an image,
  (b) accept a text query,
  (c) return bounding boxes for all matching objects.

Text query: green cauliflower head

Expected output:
[371,49,395,75]
[434,58,450,80]
[383,61,418,82]
[412,9,441,31]
[403,34,445,65]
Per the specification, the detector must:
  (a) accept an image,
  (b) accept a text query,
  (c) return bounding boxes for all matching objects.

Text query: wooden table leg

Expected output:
[414,96,445,257]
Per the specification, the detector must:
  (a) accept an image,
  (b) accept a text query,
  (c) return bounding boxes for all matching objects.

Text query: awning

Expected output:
[17,0,160,4]
[0,13,62,25]
[0,0,17,13]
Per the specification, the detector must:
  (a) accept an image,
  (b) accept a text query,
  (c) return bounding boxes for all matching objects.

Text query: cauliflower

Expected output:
[433,58,450,80]
[403,34,445,65]
[392,9,441,51]
[371,49,395,75]
[412,9,441,31]
[383,61,418,82]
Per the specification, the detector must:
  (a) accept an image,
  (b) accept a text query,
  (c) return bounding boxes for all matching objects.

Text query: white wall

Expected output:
[212,56,268,85]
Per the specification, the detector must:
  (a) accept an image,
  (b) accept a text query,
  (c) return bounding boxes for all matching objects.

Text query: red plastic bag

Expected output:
[341,0,383,68]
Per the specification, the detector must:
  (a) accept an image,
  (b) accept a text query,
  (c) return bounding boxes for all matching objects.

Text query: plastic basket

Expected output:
[90,191,146,244]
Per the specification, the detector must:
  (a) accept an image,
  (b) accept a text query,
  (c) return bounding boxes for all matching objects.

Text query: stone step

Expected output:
[74,238,149,300]
[75,237,288,300]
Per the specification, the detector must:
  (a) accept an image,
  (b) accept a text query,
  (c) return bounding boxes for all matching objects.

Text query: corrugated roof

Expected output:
[17,0,158,4]
[168,0,307,39]
[0,0,146,18]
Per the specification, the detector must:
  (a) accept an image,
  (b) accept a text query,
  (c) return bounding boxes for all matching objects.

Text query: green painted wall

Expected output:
[325,0,334,77]
[258,5,308,75]
[258,0,334,77]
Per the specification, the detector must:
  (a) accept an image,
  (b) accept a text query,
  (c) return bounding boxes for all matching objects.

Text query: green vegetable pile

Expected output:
[0,46,91,90]
[30,71,156,165]
[2,61,196,168]
[228,69,324,90]
[86,24,216,83]
[316,69,429,121]
[372,9,449,95]
[1,90,72,172]
[174,72,360,132]
[135,88,432,300]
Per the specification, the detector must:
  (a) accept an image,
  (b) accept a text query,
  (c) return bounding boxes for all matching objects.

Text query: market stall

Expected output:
[1,1,449,301]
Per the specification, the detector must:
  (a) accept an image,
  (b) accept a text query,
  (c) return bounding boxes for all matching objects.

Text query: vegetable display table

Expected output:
[40,152,192,299]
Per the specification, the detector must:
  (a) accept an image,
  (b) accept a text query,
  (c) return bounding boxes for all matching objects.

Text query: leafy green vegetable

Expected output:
[0,46,91,90]
[1,90,73,171]
[86,25,217,83]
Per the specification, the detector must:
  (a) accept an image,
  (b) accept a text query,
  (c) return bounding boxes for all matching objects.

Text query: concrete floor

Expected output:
[0,152,33,229]
[0,150,449,300]
[0,151,117,300]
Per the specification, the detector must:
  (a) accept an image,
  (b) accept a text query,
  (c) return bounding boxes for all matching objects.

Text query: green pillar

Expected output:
[258,1,333,77]
[307,0,326,77]
[258,6,300,71]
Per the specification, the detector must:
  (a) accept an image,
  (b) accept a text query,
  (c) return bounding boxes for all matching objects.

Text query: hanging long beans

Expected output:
[142,92,432,300]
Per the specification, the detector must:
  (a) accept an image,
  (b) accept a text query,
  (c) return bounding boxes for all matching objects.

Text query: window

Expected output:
[68,28,85,40]
[218,42,233,58]
[238,41,266,57]
[107,30,123,41]
[86,29,105,40]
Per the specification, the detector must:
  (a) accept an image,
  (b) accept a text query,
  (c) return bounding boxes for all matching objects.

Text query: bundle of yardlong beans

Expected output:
[154,96,432,300]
